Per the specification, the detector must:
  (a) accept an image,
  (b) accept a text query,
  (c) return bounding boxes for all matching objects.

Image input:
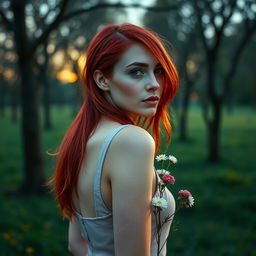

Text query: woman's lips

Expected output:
[142,96,159,106]
[142,99,159,106]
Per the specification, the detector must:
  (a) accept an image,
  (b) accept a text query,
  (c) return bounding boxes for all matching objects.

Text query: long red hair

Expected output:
[48,23,179,219]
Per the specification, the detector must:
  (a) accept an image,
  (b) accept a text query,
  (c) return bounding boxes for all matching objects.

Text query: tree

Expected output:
[0,0,70,194]
[192,0,256,162]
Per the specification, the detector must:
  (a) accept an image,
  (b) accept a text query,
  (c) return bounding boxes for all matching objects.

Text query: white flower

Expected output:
[155,154,167,161]
[168,155,177,164]
[188,196,194,207]
[156,169,170,175]
[152,196,168,209]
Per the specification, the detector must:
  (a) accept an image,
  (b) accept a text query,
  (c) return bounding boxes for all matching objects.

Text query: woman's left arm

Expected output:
[68,217,89,256]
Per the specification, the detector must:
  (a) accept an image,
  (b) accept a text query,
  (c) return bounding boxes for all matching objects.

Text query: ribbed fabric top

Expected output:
[75,125,175,256]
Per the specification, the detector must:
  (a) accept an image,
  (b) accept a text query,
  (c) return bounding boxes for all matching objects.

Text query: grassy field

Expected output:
[0,105,255,255]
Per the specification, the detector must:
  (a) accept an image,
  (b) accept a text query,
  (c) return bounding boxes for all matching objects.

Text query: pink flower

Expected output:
[162,174,175,185]
[178,190,192,197]
[178,190,194,208]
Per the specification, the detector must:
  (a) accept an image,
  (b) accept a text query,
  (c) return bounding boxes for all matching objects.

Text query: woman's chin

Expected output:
[140,110,157,118]
[126,109,157,120]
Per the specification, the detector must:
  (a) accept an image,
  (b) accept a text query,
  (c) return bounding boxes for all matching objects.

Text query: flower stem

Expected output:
[157,209,161,255]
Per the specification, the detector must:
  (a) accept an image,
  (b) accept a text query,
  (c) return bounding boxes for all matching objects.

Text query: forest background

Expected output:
[0,0,255,255]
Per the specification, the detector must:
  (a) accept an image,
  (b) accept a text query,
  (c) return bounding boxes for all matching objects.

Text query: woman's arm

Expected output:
[106,126,155,256]
[68,217,89,256]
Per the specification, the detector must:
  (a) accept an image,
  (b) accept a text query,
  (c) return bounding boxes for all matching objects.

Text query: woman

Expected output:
[49,23,179,256]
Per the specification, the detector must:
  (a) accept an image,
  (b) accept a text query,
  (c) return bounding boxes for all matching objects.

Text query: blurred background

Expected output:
[0,0,255,255]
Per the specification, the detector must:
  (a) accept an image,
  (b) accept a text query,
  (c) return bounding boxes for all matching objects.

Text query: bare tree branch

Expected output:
[192,0,209,51]
[212,0,237,52]
[31,0,70,54]
[30,0,183,57]
[220,0,237,31]
[222,17,256,100]
[205,1,218,32]
[38,1,63,30]
[61,2,182,23]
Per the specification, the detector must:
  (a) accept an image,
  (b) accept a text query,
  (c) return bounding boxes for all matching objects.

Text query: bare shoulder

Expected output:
[111,125,155,152]
[105,125,156,179]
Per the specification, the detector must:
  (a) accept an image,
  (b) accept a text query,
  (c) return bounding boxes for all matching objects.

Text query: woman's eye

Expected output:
[129,69,144,77]
[154,68,164,75]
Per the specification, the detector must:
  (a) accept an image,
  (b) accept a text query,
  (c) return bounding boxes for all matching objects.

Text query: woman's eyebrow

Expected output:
[126,62,161,68]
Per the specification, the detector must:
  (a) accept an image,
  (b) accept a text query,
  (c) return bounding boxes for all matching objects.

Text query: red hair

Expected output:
[48,23,179,219]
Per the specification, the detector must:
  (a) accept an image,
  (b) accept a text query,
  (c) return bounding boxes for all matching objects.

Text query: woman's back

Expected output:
[73,119,158,218]
[72,121,175,255]
[73,120,121,218]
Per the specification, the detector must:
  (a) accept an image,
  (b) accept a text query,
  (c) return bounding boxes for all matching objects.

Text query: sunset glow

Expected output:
[56,69,78,83]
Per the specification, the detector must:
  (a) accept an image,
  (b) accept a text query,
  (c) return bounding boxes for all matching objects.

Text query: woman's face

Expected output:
[102,44,164,121]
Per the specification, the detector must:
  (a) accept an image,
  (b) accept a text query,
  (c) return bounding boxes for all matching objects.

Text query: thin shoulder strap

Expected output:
[94,124,131,216]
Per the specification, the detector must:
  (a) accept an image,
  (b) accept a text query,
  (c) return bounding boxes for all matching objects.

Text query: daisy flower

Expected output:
[152,196,168,209]
[155,154,167,161]
[188,196,195,207]
[156,169,170,175]
[168,155,177,164]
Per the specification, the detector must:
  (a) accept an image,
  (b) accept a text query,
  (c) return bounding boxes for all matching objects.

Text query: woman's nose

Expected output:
[146,72,161,91]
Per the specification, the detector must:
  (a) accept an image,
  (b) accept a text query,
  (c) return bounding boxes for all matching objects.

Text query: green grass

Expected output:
[0,105,255,255]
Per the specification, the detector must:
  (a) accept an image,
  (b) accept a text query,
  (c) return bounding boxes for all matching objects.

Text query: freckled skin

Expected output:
[104,44,164,121]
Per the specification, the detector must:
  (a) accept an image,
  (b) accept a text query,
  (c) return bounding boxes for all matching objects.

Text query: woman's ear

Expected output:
[93,70,110,91]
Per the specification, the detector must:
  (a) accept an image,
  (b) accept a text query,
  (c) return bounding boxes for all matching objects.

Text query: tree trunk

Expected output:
[0,81,6,117]
[11,83,19,123]
[207,100,222,162]
[206,55,222,162]
[19,59,46,194]
[42,73,52,130]
[12,0,46,194]
[41,40,52,130]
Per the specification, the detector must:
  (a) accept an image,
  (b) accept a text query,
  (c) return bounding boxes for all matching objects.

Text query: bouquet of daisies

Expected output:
[152,154,194,255]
